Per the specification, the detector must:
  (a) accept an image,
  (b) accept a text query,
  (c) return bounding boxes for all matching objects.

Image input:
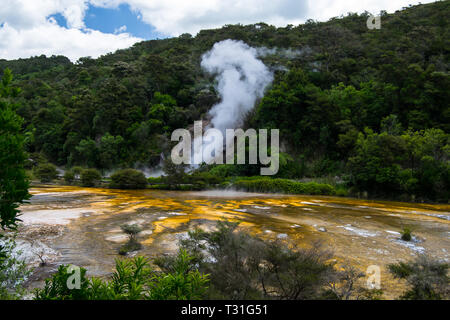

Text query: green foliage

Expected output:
[63,169,75,184]
[34,252,209,300]
[121,224,142,238]
[33,163,58,183]
[148,250,209,300]
[208,164,241,178]
[232,177,337,195]
[118,241,142,256]
[401,228,412,241]
[80,168,102,187]
[0,2,448,202]
[162,157,188,188]
[98,133,125,169]
[0,68,30,230]
[165,220,338,299]
[147,176,164,184]
[348,128,449,201]
[0,237,31,299]
[71,166,83,176]
[388,255,449,300]
[119,224,143,255]
[33,264,92,300]
[110,169,148,189]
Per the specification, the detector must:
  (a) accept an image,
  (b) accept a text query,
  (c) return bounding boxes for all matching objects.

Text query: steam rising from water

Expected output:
[201,39,274,134]
[191,40,273,164]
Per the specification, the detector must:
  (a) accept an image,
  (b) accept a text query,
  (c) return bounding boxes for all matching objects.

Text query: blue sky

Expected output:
[49,3,164,40]
[0,0,437,61]
[84,4,164,39]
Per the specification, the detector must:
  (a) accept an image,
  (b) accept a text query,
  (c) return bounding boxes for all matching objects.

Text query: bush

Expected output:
[232,177,336,196]
[160,220,338,300]
[388,255,449,300]
[119,224,143,255]
[33,163,58,183]
[63,170,75,184]
[110,169,148,189]
[33,264,92,300]
[401,227,412,241]
[208,164,240,178]
[80,169,102,187]
[0,237,31,299]
[71,166,84,177]
[34,252,209,300]
[190,171,223,187]
[148,177,164,184]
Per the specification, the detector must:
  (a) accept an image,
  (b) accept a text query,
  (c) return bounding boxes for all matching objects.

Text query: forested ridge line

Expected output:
[1,1,449,201]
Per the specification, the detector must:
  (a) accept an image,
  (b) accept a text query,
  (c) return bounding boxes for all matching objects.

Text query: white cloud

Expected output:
[91,0,309,36]
[0,0,141,61]
[306,0,435,22]
[92,0,436,36]
[114,25,127,34]
[0,0,439,61]
[0,22,140,62]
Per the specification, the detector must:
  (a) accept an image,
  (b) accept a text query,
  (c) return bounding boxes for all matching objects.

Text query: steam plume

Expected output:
[201,39,274,134]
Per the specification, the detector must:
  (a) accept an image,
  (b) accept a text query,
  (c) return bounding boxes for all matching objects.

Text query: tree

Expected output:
[80,169,102,187]
[0,68,30,230]
[98,133,125,169]
[162,157,187,189]
[119,224,143,255]
[0,69,31,299]
[33,163,58,183]
[75,138,97,168]
[63,169,75,184]
[110,169,147,189]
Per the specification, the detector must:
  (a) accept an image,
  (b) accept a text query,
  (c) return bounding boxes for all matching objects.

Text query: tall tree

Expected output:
[0,68,30,230]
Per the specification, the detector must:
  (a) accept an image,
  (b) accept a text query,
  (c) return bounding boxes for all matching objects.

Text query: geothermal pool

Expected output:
[14,186,450,298]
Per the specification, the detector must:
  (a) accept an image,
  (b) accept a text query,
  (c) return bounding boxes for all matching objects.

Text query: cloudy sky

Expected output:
[0,0,437,61]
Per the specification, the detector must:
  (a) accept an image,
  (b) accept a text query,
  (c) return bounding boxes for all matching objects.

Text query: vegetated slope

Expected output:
[1,1,449,200]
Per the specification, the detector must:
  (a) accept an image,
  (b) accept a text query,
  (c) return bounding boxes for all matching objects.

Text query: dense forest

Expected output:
[0,1,449,201]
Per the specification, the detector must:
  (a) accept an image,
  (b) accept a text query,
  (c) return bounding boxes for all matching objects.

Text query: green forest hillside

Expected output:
[1,1,449,201]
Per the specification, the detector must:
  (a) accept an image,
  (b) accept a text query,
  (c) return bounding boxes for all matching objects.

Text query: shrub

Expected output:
[34,252,209,300]
[190,171,223,186]
[71,166,84,177]
[401,228,412,241]
[162,220,337,300]
[388,255,449,300]
[80,169,102,187]
[148,250,210,300]
[232,177,336,196]
[33,264,92,300]
[110,169,148,189]
[0,237,31,299]
[208,164,239,178]
[335,187,349,197]
[119,224,142,255]
[33,163,58,183]
[148,177,164,184]
[63,170,75,184]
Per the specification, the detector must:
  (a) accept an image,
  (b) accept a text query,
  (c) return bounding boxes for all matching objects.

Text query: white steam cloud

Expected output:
[190,40,273,165]
[201,40,274,134]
